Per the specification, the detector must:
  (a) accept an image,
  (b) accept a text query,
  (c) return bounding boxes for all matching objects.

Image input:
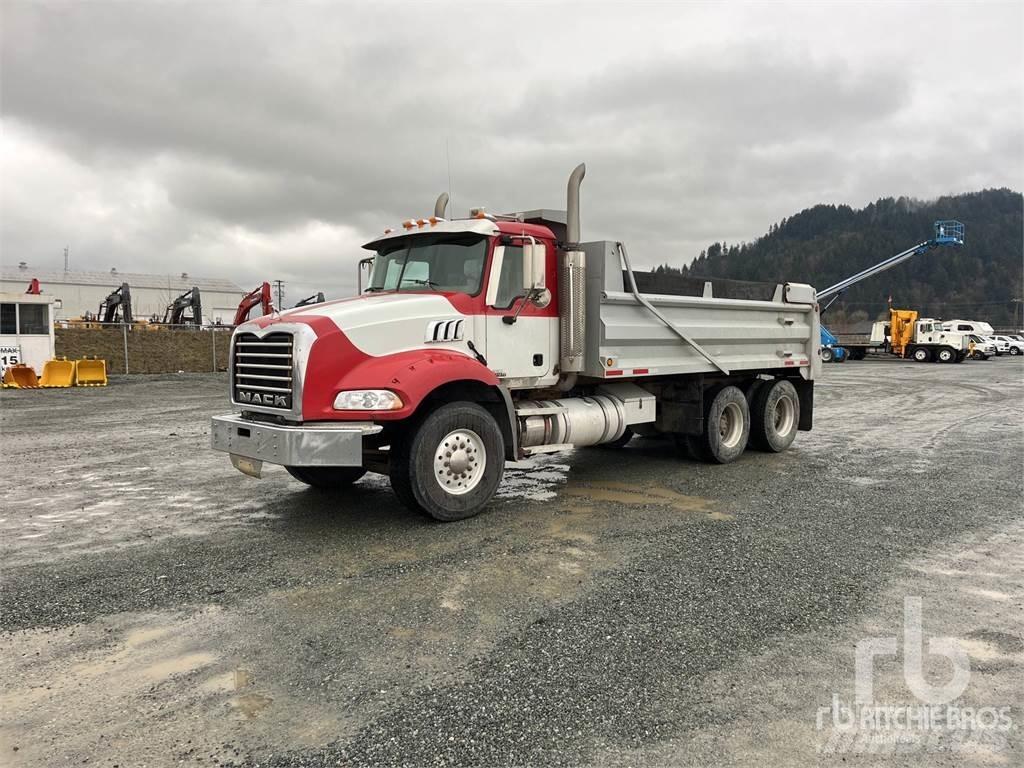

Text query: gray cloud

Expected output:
[2,1,1021,301]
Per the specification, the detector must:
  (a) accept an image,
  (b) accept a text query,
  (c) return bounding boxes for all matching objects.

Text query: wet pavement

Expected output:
[1,359,1021,767]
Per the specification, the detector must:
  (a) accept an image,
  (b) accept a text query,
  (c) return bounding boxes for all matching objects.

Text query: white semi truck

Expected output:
[837,309,972,362]
[212,165,820,520]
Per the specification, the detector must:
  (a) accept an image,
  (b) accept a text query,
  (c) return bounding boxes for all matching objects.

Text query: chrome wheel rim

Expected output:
[773,394,796,436]
[433,428,486,495]
[719,402,744,449]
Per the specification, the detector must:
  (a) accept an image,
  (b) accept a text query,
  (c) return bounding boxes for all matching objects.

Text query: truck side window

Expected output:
[0,303,14,334]
[493,245,524,309]
[958,324,971,331]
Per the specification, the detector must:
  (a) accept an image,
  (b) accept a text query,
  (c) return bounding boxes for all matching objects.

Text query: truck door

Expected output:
[481,240,558,386]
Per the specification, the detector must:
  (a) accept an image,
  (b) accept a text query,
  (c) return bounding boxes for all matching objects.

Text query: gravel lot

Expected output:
[1,358,1021,767]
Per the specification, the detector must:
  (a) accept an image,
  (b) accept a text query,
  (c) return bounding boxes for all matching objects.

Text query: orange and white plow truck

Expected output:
[212,165,821,520]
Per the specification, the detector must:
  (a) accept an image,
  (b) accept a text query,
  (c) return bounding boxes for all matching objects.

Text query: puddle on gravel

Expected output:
[563,481,732,521]
[231,692,274,719]
[140,652,216,681]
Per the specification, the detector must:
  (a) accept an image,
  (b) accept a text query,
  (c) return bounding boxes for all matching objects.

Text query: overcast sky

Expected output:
[2,1,1022,302]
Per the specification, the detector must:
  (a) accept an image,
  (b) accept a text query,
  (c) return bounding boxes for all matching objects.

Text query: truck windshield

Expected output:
[366,234,488,295]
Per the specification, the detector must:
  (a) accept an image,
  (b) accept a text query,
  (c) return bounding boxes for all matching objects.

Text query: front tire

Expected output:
[750,380,800,453]
[389,402,505,521]
[689,386,749,464]
[936,347,956,363]
[820,347,834,363]
[286,466,367,488]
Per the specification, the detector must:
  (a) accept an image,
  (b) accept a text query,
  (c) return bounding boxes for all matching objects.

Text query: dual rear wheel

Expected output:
[680,380,799,463]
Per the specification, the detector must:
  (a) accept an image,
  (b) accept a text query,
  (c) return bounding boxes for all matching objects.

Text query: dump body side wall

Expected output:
[580,241,819,380]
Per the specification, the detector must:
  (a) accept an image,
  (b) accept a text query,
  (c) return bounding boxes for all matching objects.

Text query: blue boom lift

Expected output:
[817,220,965,362]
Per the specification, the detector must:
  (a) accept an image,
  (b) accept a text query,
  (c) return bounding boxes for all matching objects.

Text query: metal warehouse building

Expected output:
[0,265,245,325]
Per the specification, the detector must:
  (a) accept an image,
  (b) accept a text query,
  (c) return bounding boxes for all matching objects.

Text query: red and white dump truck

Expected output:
[212,165,821,520]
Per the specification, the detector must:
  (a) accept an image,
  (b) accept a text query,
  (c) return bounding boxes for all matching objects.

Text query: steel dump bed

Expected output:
[579,241,820,379]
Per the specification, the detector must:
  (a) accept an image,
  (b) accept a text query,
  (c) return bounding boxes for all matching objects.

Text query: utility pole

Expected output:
[64,246,69,272]
[273,279,285,310]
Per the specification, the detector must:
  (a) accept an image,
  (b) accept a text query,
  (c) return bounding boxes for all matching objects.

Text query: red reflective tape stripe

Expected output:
[784,360,795,366]
[606,369,623,376]
[632,368,649,375]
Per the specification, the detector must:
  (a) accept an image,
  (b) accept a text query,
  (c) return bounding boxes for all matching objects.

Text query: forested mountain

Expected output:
[660,189,1023,329]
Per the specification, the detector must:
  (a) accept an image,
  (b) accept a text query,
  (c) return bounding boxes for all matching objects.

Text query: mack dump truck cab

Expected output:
[212,165,820,520]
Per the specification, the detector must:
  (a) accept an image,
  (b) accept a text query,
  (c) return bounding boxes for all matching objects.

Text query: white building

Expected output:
[0,265,245,325]
[0,292,56,374]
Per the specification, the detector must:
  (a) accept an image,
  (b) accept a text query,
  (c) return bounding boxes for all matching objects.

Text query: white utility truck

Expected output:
[212,165,820,520]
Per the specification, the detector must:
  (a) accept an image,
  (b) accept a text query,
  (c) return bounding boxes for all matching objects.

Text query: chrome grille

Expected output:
[232,332,294,409]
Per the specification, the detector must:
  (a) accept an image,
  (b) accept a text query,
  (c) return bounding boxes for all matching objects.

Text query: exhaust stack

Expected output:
[560,164,587,373]
[566,163,585,246]
[434,193,449,218]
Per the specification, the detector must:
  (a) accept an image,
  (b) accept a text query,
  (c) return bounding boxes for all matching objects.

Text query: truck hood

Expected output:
[276,292,472,357]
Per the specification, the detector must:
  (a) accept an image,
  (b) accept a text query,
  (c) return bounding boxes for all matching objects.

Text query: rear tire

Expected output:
[389,402,505,521]
[820,347,834,363]
[749,380,800,453]
[286,466,367,488]
[911,347,931,363]
[690,386,749,464]
[1010,347,1021,356]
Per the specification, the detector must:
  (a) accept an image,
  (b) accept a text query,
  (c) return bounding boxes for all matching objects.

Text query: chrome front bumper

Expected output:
[211,414,382,473]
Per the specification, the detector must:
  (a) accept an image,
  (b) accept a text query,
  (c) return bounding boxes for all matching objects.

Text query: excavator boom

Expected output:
[163,287,203,326]
[234,282,274,325]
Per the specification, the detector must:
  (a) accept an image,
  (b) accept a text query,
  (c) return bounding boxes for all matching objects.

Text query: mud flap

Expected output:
[793,378,814,431]
[230,453,263,478]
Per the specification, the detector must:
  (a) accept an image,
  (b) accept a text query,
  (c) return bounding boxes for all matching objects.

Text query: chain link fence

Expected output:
[55,324,235,374]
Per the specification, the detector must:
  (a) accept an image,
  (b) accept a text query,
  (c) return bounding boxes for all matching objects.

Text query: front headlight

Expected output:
[333,389,404,411]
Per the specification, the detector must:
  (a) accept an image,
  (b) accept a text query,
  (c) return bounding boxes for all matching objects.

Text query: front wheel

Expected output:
[936,347,956,363]
[820,347,834,363]
[389,402,505,521]
[286,466,367,488]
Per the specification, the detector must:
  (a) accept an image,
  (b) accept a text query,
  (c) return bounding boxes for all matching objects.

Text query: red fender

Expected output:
[301,326,499,421]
